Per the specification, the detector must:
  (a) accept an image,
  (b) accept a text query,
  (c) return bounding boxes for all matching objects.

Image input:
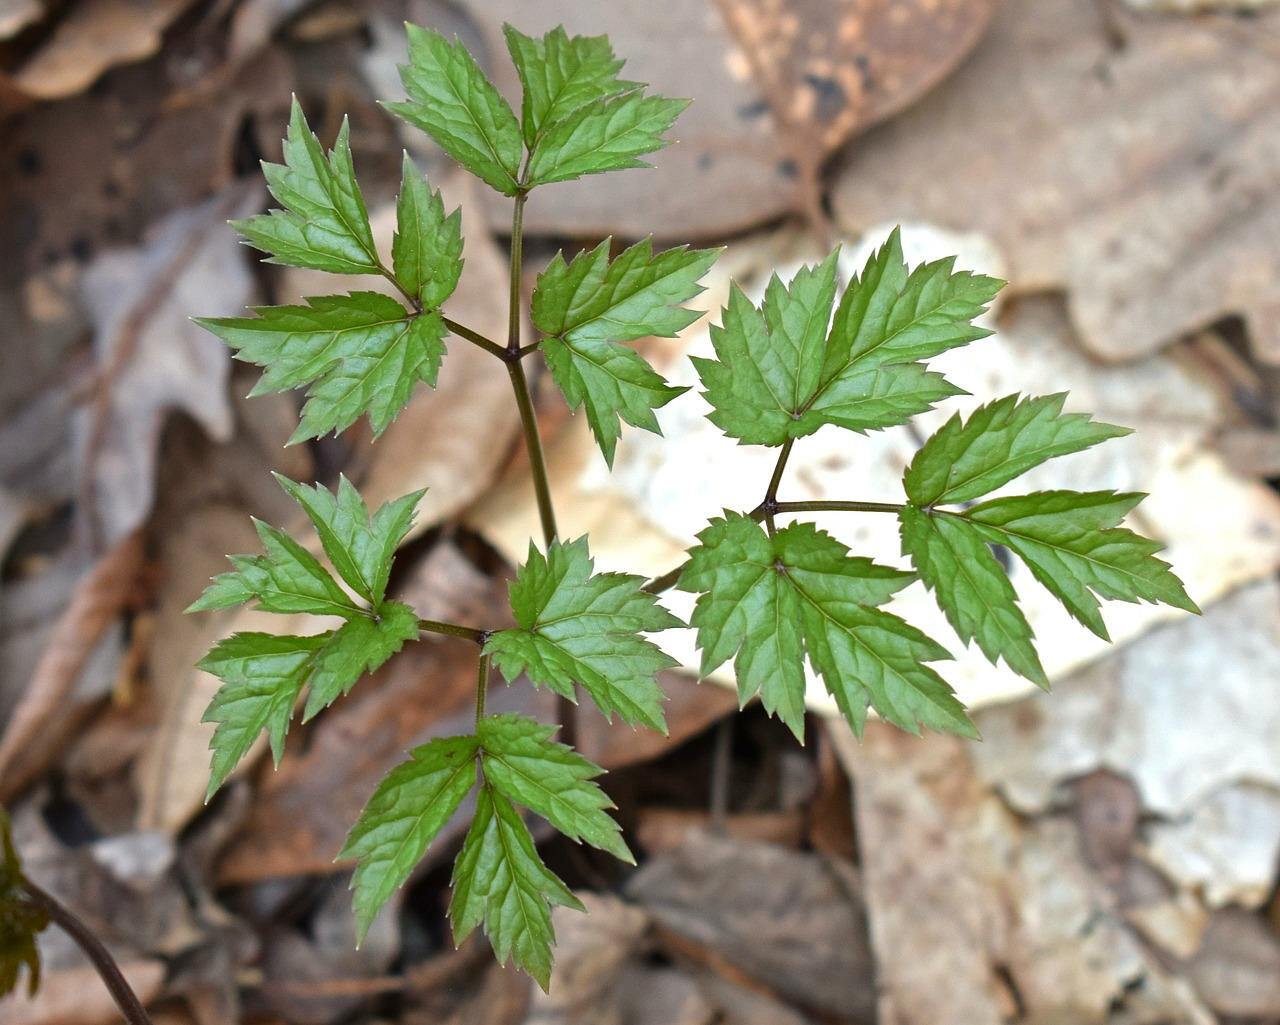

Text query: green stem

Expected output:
[642,498,910,596]
[508,192,527,356]
[417,618,488,645]
[475,652,492,724]
[761,438,794,535]
[772,500,906,516]
[443,317,508,360]
[507,360,558,547]
[503,189,558,547]
[376,262,507,360]
[764,438,794,505]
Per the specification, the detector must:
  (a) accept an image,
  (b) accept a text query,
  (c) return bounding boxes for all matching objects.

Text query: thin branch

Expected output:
[417,618,489,645]
[772,500,905,516]
[642,497,909,596]
[444,317,509,360]
[376,265,424,313]
[21,879,154,1025]
[761,438,794,535]
[475,652,492,724]
[503,188,558,548]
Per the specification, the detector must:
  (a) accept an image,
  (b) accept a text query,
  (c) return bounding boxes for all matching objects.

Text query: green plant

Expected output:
[188,22,1197,988]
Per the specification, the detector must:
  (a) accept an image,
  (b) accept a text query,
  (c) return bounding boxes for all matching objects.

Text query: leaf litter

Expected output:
[4,1,1280,1021]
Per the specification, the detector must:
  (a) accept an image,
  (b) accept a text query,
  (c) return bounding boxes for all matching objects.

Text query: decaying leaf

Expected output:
[74,184,259,547]
[0,530,144,800]
[0,0,43,41]
[831,0,1280,362]
[457,0,991,238]
[714,0,995,226]
[13,0,198,100]
[832,723,1216,1025]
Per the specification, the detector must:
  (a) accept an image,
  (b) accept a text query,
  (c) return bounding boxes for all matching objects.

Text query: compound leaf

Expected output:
[485,538,681,733]
[679,514,970,740]
[533,238,716,464]
[904,393,1130,507]
[196,292,445,443]
[899,506,1047,687]
[696,232,989,447]
[340,733,480,943]
[232,97,380,275]
[393,154,464,308]
[449,784,582,991]
[478,713,631,863]
[967,490,1199,640]
[387,25,522,195]
[523,91,687,188]
[198,632,328,798]
[273,475,424,606]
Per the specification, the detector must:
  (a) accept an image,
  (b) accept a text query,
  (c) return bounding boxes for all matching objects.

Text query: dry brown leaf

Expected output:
[714,0,995,227]
[624,829,876,1020]
[0,0,43,40]
[13,0,197,100]
[456,1,991,237]
[831,723,1216,1025]
[2,959,166,1025]
[1183,908,1280,1016]
[226,0,312,61]
[1,47,291,282]
[0,530,144,800]
[830,0,1280,362]
[133,506,278,833]
[75,183,260,547]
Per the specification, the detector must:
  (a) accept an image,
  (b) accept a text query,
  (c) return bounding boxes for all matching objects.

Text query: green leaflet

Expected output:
[188,476,424,617]
[302,604,420,720]
[695,231,995,447]
[485,538,682,732]
[533,238,716,464]
[341,733,481,943]
[187,517,354,619]
[967,490,1199,640]
[342,712,627,971]
[899,507,1047,687]
[904,393,1130,506]
[273,475,424,607]
[523,91,688,187]
[0,808,48,998]
[392,154,464,308]
[504,25,637,148]
[198,632,326,797]
[233,97,380,275]
[542,336,683,467]
[478,714,631,863]
[196,292,446,443]
[387,25,523,195]
[679,514,973,740]
[449,783,582,991]
[198,607,418,798]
